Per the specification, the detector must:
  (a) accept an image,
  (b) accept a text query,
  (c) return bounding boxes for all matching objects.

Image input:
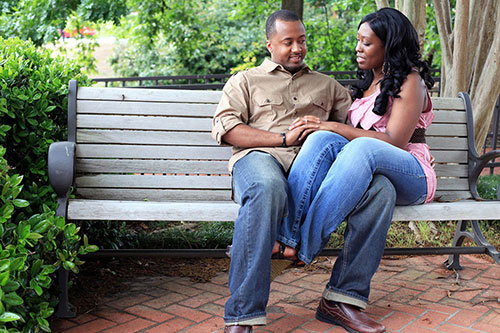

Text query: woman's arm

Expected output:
[294,72,427,149]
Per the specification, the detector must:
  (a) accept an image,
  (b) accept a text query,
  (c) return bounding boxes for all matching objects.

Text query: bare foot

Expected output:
[272,241,298,260]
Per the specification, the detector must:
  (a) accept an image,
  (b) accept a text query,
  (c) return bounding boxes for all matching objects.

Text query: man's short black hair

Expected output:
[266,9,302,39]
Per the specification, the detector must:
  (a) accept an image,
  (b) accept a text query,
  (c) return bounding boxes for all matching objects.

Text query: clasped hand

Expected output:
[285,115,322,145]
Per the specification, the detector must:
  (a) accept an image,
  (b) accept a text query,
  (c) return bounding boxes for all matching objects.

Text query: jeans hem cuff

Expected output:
[225,315,266,326]
[322,288,367,310]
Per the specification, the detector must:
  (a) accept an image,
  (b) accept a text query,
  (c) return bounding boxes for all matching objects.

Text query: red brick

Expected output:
[108,294,154,309]
[418,287,447,302]
[102,318,155,332]
[264,314,308,332]
[395,269,428,281]
[472,321,500,332]
[483,266,500,280]
[436,323,483,332]
[163,304,212,322]
[71,313,98,324]
[389,279,432,291]
[300,318,334,331]
[271,281,304,295]
[146,318,193,333]
[197,302,225,316]
[380,311,417,331]
[447,309,485,327]
[412,310,450,330]
[481,310,500,326]
[385,287,421,303]
[142,293,187,309]
[273,270,309,284]
[93,306,136,324]
[64,318,115,333]
[124,304,174,322]
[182,316,224,333]
[275,302,316,318]
[51,318,77,332]
[192,281,230,296]
[400,323,435,332]
[178,291,222,308]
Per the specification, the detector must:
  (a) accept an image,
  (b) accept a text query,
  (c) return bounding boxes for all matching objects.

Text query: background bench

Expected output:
[48,80,500,317]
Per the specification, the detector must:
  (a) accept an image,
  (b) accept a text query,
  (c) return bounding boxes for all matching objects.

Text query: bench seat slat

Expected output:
[77,115,212,131]
[426,123,466,136]
[78,100,217,116]
[76,159,229,174]
[75,189,232,201]
[77,130,215,146]
[431,150,467,163]
[77,87,223,103]
[430,98,466,110]
[75,174,232,189]
[426,137,468,150]
[67,199,499,222]
[432,110,466,123]
[76,145,232,159]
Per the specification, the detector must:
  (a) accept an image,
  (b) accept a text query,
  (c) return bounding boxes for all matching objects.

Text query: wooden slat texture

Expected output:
[75,188,232,201]
[67,199,499,222]
[433,191,472,202]
[75,174,232,189]
[76,145,232,159]
[430,97,465,110]
[436,178,469,191]
[77,130,214,145]
[68,199,238,221]
[429,150,468,163]
[426,123,466,137]
[432,110,466,123]
[77,115,212,131]
[77,87,223,103]
[426,137,468,150]
[77,100,217,116]
[76,159,229,174]
[433,164,468,178]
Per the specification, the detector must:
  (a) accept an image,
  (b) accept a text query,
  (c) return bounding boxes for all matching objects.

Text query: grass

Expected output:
[121,175,500,251]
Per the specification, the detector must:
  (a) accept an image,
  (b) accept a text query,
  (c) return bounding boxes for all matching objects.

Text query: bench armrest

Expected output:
[48,141,75,198]
[469,148,500,200]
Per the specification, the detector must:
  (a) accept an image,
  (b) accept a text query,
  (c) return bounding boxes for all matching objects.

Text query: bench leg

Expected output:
[444,220,500,270]
[54,267,76,318]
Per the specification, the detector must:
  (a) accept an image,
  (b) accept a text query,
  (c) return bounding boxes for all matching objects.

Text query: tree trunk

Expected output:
[281,0,303,20]
[375,0,389,9]
[472,5,500,151]
[450,0,469,97]
[401,0,426,52]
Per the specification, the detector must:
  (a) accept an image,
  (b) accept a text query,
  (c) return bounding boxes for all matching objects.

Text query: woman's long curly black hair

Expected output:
[352,8,434,116]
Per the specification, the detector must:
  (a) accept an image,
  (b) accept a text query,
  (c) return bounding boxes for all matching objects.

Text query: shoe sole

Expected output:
[315,308,357,333]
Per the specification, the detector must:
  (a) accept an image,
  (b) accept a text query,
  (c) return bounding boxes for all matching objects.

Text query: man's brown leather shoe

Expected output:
[316,298,385,333]
[224,325,252,332]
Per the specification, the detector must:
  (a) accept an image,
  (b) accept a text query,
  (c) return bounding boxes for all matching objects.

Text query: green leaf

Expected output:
[3,280,20,293]
[9,257,25,271]
[27,232,43,240]
[0,312,21,323]
[0,259,9,272]
[12,199,29,208]
[31,259,42,276]
[0,271,9,286]
[4,292,23,306]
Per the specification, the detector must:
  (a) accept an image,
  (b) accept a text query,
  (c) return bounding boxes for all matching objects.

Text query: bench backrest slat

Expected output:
[73,88,472,202]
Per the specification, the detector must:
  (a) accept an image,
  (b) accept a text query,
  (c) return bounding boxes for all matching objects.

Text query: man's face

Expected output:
[266,19,307,73]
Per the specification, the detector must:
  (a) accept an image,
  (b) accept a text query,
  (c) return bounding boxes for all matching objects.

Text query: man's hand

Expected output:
[286,115,321,145]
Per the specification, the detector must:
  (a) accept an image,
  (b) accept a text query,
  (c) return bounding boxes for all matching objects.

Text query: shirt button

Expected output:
[293,97,297,101]
[294,111,298,115]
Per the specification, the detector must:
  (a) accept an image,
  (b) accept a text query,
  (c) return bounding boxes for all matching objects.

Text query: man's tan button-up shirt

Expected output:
[212,58,352,172]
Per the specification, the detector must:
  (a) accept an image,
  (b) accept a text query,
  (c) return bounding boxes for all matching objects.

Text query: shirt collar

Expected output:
[261,58,311,75]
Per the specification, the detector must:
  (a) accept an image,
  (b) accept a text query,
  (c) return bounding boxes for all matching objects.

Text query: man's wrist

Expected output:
[281,132,287,147]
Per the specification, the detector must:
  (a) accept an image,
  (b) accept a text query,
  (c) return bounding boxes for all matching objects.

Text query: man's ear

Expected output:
[266,40,272,54]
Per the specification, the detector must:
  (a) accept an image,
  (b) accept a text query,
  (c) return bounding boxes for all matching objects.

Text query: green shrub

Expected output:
[0,146,98,331]
[0,36,91,219]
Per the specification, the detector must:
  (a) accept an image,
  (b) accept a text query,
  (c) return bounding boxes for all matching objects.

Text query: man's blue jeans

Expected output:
[225,151,288,326]
[278,131,427,308]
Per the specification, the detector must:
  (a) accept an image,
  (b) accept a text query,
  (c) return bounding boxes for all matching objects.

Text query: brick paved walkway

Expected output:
[52,255,500,332]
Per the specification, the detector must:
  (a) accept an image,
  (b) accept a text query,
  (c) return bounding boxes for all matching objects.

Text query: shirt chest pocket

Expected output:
[251,94,284,122]
[295,96,330,120]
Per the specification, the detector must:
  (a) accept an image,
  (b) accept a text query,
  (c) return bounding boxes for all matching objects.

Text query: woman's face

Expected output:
[355,22,385,73]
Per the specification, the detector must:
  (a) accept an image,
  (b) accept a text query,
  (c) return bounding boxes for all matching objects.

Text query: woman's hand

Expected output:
[285,115,321,145]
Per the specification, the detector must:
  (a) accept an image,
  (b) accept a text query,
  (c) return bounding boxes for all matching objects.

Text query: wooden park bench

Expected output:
[48,80,500,317]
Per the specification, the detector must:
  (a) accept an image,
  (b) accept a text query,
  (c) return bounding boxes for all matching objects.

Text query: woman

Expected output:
[273,7,436,292]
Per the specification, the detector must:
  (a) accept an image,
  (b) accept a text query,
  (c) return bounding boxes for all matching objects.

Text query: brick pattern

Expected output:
[52,255,500,332]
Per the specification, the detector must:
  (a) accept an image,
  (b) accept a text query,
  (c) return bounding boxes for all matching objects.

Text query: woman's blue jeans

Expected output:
[225,151,288,326]
[277,131,427,307]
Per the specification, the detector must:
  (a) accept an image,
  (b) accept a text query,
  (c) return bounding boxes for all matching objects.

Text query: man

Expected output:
[212,10,391,333]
